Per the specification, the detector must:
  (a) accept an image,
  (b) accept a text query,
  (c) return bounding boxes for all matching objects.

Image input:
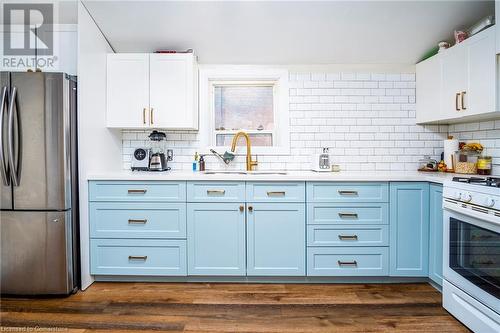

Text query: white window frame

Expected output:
[199,66,290,155]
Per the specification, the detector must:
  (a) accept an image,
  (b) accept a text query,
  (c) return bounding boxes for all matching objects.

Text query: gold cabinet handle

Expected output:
[338,212,358,219]
[461,91,466,110]
[207,189,225,195]
[150,107,154,125]
[143,108,147,124]
[128,189,147,194]
[128,219,147,224]
[455,93,461,111]
[239,205,244,212]
[248,206,253,212]
[338,235,358,240]
[128,255,147,260]
[338,260,357,267]
[338,190,358,196]
[267,191,285,197]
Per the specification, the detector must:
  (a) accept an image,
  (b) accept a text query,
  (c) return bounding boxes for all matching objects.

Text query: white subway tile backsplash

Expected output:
[121,71,498,173]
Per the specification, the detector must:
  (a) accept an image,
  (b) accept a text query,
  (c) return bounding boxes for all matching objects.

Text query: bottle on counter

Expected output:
[192,152,199,171]
[199,155,205,171]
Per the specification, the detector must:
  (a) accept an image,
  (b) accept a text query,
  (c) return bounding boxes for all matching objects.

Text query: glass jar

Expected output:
[477,156,492,175]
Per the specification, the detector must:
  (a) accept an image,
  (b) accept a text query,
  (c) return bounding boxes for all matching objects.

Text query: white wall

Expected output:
[122,70,449,172]
[77,1,121,290]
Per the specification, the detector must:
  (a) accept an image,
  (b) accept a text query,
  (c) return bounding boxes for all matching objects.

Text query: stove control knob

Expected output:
[484,198,495,208]
[461,193,472,202]
[454,192,462,200]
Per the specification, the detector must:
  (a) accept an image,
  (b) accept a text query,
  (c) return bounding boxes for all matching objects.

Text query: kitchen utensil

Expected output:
[210,149,235,164]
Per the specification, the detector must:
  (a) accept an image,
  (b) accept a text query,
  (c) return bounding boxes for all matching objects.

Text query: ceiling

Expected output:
[83,0,495,64]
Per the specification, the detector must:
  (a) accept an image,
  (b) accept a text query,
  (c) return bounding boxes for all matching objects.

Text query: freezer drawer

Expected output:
[0,210,75,294]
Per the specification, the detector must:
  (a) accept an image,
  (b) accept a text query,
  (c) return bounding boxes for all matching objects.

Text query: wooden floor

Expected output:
[1,282,469,332]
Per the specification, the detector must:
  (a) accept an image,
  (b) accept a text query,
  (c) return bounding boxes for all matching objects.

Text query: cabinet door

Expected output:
[416,55,442,124]
[149,54,197,129]
[106,54,149,128]
[466,27,496,116]
[247,203,305,276]
[441,46,467,119]
[497,1,500,54]
[187,203,245,275]
[429,184,443,286]
[390,183,429,277]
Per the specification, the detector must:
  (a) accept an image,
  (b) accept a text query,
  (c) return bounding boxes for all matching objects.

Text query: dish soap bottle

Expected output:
[192,152,199,171]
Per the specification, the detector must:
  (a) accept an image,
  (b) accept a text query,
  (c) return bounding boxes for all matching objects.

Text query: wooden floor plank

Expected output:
[0,282,469,332]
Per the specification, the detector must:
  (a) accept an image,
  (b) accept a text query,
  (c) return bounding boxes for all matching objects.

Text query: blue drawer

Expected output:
[307,247,389,276]
[307,225,389,247]
[90,239,187,276]
[89,181,186,202]
[90,202,186,239]
[187,182,245,202]
[246,182,305,202]
[307,203,388,225]
[306,182,389,203]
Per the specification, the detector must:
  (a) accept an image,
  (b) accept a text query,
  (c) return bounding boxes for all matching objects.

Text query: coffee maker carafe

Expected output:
[148,130,169,171]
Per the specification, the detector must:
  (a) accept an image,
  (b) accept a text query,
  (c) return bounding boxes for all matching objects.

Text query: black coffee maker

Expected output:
[148,130,169,171]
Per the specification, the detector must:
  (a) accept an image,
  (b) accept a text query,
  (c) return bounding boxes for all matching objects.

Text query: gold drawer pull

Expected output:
[207,189,225,195]
[338,212,358,219]
[143,108,147,124]
[267,191,285,196]
[338,235,358,240]
[338,190,358,196]
[455,93,461,111]
[338,260,357,267]
[128,189,147,194]
[461,91,466,110]
[128,255,148,260]
[128,219,147,224]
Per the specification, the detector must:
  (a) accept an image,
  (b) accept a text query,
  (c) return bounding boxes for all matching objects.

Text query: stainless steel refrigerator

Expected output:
[0,72,79,295]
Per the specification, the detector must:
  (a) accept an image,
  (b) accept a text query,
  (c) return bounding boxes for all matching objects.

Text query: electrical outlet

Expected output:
[166,149,174,161]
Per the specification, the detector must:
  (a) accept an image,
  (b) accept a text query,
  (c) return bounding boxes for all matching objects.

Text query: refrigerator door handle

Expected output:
[7,86,21,186]
[0,86,10,186]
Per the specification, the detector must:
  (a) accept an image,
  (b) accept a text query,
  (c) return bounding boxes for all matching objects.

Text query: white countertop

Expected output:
[87,170,459,184]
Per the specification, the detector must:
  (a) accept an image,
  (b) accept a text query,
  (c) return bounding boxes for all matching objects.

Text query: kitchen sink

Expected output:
[202,170,288,175]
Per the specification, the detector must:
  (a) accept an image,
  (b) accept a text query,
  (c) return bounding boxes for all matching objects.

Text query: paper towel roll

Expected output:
[444,138,459,170]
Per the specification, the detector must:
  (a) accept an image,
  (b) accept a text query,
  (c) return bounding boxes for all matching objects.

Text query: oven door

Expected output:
[443,208,500,313]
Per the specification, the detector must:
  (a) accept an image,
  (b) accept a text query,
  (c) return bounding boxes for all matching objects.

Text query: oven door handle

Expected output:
[443,200,499,226]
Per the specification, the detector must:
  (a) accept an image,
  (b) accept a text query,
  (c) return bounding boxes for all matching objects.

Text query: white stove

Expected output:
[442,176,500,332]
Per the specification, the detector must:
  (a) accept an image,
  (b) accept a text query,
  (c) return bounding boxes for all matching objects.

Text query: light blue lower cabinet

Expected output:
[90,202,186,239]
[307,247,389,276]
[307,225,389,247]
[389,182,430,277]
[246,203,305,276]
[90,239,187,276]
[187,203,246,276]
[429,184,444,286]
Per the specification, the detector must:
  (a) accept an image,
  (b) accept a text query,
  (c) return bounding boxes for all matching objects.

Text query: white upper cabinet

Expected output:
[416,26,498,124]
[106,53,198,130]
[149,54,198,129]
[416,54,442,123]
[497,1,499,53]
[106,54,150,128]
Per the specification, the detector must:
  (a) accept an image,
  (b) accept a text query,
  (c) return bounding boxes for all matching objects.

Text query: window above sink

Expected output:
[199,66,290,155]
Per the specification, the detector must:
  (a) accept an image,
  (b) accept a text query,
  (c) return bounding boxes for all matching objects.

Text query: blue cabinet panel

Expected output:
[307,203,388,225]
[246,182,305,202]
[306,182,389,203]
[389,182,430,277]
[89,181,186,202]
[90,202,186,239]
[429,184,444,286]
[90,239,187,276]
[307,247,389,276]
[307,225,389,247]
[187,203,246,275]
[247,203,306,276]
[187,182,245,202]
